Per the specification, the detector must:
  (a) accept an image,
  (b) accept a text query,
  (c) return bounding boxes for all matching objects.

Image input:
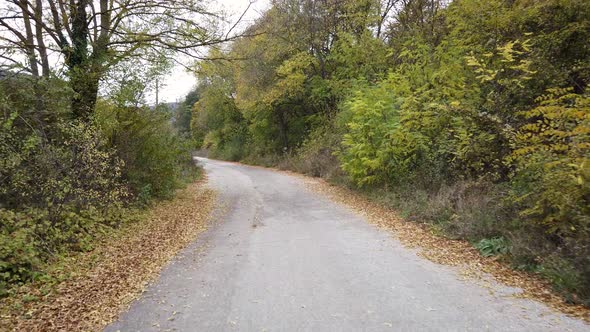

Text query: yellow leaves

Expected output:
[450,100,461,108]
[466,39,537,86]
[573,174,584,186]
[275,52,316,77]
[465,54,482,67]
[511,88,589,238]
[465,54,497,82]
[512,146,536,157]
[259,52,317,107]
[499,40,517,63]
[514,89,590,161]
[569,161,588,186]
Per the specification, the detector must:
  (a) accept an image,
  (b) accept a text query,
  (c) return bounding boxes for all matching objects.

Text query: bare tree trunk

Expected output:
[18,0,49,129]
[19,0,39,77]
[34,0,50,77]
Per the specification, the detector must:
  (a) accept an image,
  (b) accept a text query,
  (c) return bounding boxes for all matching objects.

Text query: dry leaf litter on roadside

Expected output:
[0,177,216,331]
[296,174,590,323]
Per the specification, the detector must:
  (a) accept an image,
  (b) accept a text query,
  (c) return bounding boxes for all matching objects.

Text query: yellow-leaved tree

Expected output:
[511,88,589,235]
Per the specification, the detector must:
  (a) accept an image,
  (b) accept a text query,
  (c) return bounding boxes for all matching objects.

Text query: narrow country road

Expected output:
[106,158,589,332]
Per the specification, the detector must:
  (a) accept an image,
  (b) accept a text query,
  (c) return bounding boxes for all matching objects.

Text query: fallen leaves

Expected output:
[0,177,216,331]
[301,176,590,323]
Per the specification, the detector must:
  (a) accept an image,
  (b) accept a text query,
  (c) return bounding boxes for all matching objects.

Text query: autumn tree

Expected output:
[0,0,248,120]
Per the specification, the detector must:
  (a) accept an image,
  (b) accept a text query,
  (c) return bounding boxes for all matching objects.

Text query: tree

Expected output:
[0,0,249,120]
[174,88,201,136]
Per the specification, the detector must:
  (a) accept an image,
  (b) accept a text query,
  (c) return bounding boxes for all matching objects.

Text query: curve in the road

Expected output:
[106,158,589,332]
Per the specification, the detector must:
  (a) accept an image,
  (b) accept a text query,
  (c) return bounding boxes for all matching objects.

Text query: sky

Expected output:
[154,0,270,104]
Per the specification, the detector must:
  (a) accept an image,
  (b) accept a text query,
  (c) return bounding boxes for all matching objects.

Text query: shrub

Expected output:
[95,101,198,202]
[540,249,590,306]
[510,88,589,237]
[0,209,41,296]
[338,79,424,186]
[0,113,127,212]
[0,112,132,295]
[0,206,135,296]
[279,124,342,179]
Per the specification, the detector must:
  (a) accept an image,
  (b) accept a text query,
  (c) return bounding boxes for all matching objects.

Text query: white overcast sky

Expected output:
[154,0,270,104]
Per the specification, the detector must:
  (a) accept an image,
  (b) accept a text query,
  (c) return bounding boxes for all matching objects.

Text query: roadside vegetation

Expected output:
[190,0,590,306]
[0,0,229,307]
[1,180,214,331]
[0,69,199,297]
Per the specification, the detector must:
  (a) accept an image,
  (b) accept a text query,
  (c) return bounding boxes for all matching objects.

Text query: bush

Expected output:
[0,113,127,213]
[540,246,590,306]
[96,101,198,202]
[511,89,589,237]
[0,207,132,295]
[0,112,132,295]
[278,124,342,179]
[337,79,420,186]
[0,209,41,296]
[507,89,590,304]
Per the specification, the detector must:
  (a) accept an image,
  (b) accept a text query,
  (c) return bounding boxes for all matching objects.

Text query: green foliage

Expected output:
[0,206,133,296]
[0,209,41,296]
[507,89,590,302]
[95,101,197,202]
[474,237,509,257]
[328,32,390,84]
[338,79,418,186]
[541,250,590,305]
[191,81,249,161]
[0,114,127,213]
[0,63,198,295]
[0,108,133,295]
[278,123,342,179]
[162,0,590,304]
[174,88,201,136]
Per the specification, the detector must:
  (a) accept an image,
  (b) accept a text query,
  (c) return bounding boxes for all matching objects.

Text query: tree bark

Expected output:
[18,0,49,128]
[68,0,96,120]
[19,0,39,77]
[34,0,50,77]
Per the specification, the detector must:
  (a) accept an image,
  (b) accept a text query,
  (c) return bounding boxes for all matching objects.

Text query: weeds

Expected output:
[474,237,509,257]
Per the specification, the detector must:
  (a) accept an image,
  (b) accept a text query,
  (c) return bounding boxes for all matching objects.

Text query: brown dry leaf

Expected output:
[0,177,216,332]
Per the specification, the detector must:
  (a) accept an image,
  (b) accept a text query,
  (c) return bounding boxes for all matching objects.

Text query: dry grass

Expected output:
[0,178,216,331]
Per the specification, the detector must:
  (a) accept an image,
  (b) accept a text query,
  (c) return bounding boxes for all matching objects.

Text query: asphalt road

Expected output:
[106,158,589,332]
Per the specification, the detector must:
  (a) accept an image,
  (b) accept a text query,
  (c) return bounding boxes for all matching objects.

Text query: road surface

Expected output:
[106,158,589,331]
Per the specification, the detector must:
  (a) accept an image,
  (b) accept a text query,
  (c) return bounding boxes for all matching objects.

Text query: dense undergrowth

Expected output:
[190,0,590,305]
[0,75,198,297]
